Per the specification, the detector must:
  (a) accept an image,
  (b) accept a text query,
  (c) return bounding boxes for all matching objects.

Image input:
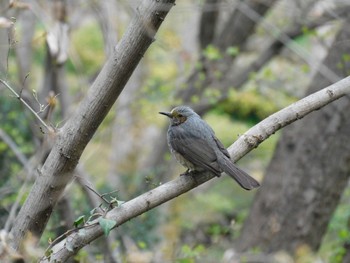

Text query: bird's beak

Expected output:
[159,111,173,118]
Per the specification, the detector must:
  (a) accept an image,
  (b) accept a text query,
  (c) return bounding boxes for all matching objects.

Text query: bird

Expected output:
[159,105,260,190]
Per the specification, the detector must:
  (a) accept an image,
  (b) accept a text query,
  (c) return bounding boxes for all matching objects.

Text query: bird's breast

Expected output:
[171,149,196,170]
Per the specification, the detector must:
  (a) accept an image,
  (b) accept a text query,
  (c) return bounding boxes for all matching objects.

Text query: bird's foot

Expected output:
[180,169,200,176]
[180,169,191,176]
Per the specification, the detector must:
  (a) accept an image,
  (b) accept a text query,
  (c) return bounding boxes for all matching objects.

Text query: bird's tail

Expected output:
[219,156,260,190]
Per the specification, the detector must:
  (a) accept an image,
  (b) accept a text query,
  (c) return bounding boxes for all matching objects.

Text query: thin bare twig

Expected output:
[84,184,111,206]
[43,222,99,260]
[0,78,53,133]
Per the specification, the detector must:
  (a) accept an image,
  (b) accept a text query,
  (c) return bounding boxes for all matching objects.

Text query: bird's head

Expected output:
[159,106,196,126]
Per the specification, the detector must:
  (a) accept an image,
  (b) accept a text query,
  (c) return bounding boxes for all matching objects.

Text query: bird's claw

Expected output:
[180,169,191,176]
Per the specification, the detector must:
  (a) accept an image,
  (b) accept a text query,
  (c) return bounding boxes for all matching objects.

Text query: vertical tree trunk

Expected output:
[41,0,71,118]
[236,17,350,254]
[199,0,219,49]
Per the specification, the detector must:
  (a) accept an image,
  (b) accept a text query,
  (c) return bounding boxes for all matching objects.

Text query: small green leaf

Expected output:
[98,217,117,236]
[73,215,85,228]
[45,249,53,258]
[226,46,239,56]
[90,207,97,215]
[342,53,350,62]
[117,200,125,206]
[138,241,147,249]
[203,44,222,60]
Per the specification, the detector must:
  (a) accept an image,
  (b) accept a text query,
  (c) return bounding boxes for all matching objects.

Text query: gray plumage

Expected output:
[159,105,260,190]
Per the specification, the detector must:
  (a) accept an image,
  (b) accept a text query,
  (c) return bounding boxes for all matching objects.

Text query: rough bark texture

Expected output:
[9,0,175,250]
[236,17,350,254]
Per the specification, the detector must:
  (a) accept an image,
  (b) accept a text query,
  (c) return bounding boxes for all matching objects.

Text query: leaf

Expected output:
[73,215,85,228]
[45,249,53,258]
[138,241,147,249]
[90,207,98,215]
[117,200,125,206]
[202,44,222,61]
[226,46,239,56]
[98,217,117,236]
[110,197,125,207]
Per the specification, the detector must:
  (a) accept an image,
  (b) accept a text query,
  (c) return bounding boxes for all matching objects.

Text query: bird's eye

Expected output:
[178,114,183,118]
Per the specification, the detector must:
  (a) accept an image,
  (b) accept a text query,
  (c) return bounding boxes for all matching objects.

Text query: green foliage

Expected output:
[203,45,222,61]
[301,64,310,73]
[219,88,291,123]
[226,46,239,57]
[31,26,47,66]
[74,215,85,228]
[206,223,230,238]
[142,77,174,103]
[301,26,317,37]
[203,88,221,104]
[0,94,34,183]
[73,249,89,262]
[176,244,206,263]
[70,22,105,75]
[320,187,350,262]
[120,209,161,249]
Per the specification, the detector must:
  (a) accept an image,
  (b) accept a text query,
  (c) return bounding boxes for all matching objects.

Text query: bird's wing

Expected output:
[212,135,230,158]
[168,125,221,175]
[213,134,260,190]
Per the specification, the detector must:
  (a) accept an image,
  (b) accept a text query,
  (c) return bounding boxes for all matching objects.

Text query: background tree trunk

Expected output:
[199,0,219,49]
[236,16,350,254]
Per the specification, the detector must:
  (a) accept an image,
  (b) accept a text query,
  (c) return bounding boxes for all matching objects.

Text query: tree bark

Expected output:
[9,0,176,250]
[236,16,350,255]
[40,0,71,119]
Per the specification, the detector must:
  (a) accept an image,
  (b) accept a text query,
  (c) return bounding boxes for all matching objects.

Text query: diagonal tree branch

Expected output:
[42,76,350,263]
[9,0,176,250]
